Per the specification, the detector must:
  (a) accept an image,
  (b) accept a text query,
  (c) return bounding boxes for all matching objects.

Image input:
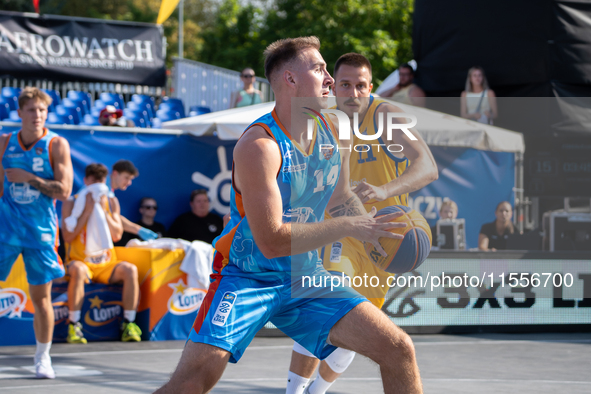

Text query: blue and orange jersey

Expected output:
[0,129,60,250]
[212,108,341,281]
[349,96,410,211]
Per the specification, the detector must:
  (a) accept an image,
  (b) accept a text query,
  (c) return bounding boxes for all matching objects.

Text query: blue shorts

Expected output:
[0,243,64,286]
[189,271,366,363]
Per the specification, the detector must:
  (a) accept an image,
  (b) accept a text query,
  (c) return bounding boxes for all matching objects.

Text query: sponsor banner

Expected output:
[0,11,165,85]
[384,258,591,327]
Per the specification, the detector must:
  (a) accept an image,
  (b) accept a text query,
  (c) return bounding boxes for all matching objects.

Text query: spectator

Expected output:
[432,199,459,247]
[117,197,166,246]
[478,201,514,251]
[230,68,264,108]
[461,66,498,124]
[99,105,135,127]
[439,199,458,219]
[379,63,426,107]
[168,189,223,244]
[61,163,142,344]
[110,160,158,245]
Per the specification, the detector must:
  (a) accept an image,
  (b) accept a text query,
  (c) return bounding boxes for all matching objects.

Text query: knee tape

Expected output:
[325,348,356,374]
[292,342,316,358]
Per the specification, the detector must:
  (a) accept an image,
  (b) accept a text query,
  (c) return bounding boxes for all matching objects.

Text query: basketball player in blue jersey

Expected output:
[0,87,73,379]
[155,37,423,394]
[286,53,438,394]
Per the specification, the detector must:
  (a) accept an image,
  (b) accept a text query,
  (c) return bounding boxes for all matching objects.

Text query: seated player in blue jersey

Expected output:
[286,53,438,394]
[154,37,423,394]
[0,87,74,379]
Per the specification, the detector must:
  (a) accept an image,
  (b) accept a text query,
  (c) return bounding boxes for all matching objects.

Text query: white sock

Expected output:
[69,310,81,323]
[124,310,136,322]
[35,340,51,363]
[308,374,334,394]
[286,371,310,394]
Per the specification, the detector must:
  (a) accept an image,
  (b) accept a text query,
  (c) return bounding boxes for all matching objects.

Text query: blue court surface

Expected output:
[0,333,590,393]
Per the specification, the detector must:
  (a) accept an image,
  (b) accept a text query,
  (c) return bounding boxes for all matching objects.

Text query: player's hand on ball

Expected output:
[353,181,388,203]
[350,207,406,257]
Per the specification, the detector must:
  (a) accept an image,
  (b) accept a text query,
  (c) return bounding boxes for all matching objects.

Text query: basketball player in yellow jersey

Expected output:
[286,53,438,394]
[61,163,142,344]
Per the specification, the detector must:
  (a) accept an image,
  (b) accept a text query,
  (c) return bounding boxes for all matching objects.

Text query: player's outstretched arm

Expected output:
[354,103,438,203]
[4,136,73,201]
[234,127,405,259]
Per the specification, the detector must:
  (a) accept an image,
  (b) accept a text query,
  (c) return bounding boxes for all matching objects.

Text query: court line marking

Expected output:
[2,377,591,390]
[1,339,590,359]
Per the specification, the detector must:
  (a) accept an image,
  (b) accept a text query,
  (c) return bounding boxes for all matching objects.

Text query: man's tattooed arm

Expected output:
[328,194,365,218]
[29,178,67,199]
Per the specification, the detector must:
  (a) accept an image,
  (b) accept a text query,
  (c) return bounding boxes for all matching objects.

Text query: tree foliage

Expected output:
[197,0,414,85]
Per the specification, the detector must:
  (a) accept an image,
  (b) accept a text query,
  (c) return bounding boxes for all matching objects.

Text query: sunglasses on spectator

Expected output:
[102,113,117,118]
[141,205,158,210]
[241,74,255,78]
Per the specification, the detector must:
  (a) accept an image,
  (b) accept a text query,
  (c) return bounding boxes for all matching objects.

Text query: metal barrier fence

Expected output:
[173,57,274,113]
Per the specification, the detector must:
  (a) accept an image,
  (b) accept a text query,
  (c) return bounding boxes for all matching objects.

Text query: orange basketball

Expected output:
[364,205,432,273]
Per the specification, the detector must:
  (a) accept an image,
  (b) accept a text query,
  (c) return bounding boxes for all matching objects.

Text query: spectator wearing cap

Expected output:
[99,105,134,127]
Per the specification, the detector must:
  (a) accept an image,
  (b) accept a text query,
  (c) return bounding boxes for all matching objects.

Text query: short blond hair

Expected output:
[263,36,321,82]
[440,200,458,214]
[18,87,52,109]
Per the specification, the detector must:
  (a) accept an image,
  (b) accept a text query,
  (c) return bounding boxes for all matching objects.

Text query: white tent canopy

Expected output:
[163,100,525,153]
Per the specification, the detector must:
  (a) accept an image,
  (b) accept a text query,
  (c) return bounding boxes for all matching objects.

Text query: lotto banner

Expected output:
[0,248,207,345]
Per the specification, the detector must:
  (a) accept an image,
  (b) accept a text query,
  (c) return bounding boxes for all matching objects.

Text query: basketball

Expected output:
[364,205,432,274]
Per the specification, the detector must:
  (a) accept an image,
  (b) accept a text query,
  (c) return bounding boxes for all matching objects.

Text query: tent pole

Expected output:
[178,0,184,59]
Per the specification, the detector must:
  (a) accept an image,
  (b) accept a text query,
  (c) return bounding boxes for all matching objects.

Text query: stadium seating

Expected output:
[131,94,156,118]
[160,97,185,118]
[0,100,10,121]
[62,98,87,118]
[42,89,62,110]
[155,108,181,122]
[8,110,21,123]
[2,87,21,111]
[46,112,70,125]
[81,114,100,126]
[55,105,78,125]
[99,92,124,109]
[67,91,91,114]
[123,109,148,128]
[151,117,163,129]
[189,106,212,116]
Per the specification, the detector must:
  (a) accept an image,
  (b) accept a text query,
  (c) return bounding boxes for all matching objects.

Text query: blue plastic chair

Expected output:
[2,87,21,111]
[126,103,151,125]
[131,94,155,117]
[62,98,87,117]
[46,112,69,125]
[55,105,80,125]
[91,107,102,117]
[42,89,61,110]
[123,109,147,128]
[81,114,100,126]
[156,109,180,122]
[0,100,10,120]
[158,102,185,118]
[100,92,124,109]
[8,110,21,123]
[160,97,185,118]
[189,106,212,116]
[151,118,162,129]
[66,91,90,114]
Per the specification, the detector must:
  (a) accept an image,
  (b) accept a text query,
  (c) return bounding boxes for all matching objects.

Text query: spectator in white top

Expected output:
[461,66,498,124]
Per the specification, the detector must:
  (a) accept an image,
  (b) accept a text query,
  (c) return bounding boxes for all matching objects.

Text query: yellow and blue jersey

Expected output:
[212,109,340,281]
[0,129,60,250]
[350,96,410,212]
